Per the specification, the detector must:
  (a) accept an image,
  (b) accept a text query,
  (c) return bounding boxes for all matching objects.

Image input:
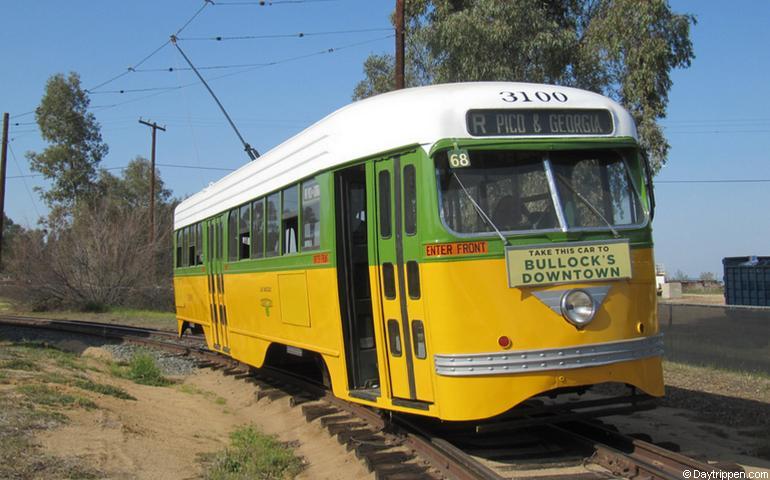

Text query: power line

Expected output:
[214,0,337,4]
[175,0,213,36]
[86,1,213,93]
[7,144,41,219]
[157,163,235,171]
[657,179,770,184]
[88,34,393,95]
[7,163,235,180]
[177,27,393,41]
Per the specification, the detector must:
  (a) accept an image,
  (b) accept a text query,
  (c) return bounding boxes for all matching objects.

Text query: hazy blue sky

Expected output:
[2,1,768,278]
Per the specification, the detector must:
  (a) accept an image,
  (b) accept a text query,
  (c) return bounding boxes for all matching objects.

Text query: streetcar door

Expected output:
[334,165,380,397]
[374,154,434,405]
[207,216,230,353]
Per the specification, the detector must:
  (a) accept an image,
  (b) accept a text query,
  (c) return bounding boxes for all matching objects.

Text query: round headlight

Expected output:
[560,289,596,327]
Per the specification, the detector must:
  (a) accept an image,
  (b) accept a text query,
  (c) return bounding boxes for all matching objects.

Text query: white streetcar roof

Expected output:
[174,82,637,229]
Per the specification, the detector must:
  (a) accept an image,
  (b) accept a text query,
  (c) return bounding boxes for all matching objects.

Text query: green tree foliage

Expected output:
[353,0,695,172]
[98,156,173,211]
[26,72,109,210]
[2,214,23,265]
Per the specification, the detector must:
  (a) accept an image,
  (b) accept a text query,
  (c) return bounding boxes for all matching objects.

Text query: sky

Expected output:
[1,0,769,279]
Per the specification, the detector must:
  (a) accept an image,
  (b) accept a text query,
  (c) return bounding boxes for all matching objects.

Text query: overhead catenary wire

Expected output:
[86,1,213,93]
[6,162,236,180]
[86,34,394,96]
[7,143,42,219]
[214,0,337,5]
[177,26,393,41]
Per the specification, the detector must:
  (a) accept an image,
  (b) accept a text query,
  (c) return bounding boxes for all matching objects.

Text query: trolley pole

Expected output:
[138,118,166,243]
[0,113,9,269]
[395,0,405,90]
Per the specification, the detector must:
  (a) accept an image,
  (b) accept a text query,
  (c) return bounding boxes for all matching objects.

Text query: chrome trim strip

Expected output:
[434,334,663,377]
[532,285,612,315]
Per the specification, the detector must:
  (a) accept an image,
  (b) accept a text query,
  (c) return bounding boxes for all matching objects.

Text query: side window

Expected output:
[251,198,264,259]
[187,226,196,266]
[196,223,203,265]
[379,171,391,238]
[176,230,183,267]
[404,164,417,235]
[228,209,238,262]
[266,192,280,257]
[239,204,250,260]
[282,185,299,255]
[301,179,321,251]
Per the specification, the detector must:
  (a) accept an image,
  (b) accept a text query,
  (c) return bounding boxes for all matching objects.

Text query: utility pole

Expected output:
[395,0,406,90]
[0,113,9,269]
[138,118,166,243]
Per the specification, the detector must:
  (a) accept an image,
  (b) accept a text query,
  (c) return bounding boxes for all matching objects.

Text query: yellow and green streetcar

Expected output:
[173,82,663,421]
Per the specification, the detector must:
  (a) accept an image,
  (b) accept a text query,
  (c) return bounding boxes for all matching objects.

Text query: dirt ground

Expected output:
[595,361,770,475]
[0,338,372,480]
[38,362,372,479]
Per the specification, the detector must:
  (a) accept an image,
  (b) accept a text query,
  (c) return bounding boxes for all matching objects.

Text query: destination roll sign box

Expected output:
[505,240,632,288]
[466,109,614,137]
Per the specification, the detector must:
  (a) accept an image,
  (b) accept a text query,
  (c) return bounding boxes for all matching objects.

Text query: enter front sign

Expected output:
[506,240,632,288]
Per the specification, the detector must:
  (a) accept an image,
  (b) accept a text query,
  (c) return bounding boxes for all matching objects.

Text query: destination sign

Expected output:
[505,240,631,288]
[466,109,614,137]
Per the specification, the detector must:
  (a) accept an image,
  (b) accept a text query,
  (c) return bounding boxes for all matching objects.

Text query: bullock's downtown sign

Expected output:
[505,240,632,288]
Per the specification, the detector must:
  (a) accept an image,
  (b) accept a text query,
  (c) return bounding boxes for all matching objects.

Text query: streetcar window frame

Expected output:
[282,184,299,255]
[227,209,238,262]
[403,164,417,235]
[301,178,321,251]
[434,148,649,238]
[175,230,183,268]
[239,203,251,260]
[378,170,392,238]
[195,223,203,265]
[251,198,265,259]
[266,192,281,257]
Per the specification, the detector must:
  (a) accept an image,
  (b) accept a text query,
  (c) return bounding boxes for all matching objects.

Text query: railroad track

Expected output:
[0,314,745,480]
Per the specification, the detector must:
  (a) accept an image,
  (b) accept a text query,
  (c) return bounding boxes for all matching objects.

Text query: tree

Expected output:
[26,72,109,211]
[353,0,695,173]
[699,272,716,282]
[669,269,688,282]
[1,214,23,267]
[98,156,172,211]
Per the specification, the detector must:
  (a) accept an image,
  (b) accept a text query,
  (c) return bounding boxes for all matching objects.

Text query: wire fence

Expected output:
[659,302,770,375]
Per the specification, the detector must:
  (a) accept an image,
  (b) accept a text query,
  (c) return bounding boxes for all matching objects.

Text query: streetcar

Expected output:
[173,82,663,421]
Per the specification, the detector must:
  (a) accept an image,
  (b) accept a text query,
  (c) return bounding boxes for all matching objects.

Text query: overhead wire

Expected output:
[88,34,393,97]
[86,0,213,93]
[177,26,393,41]
[214,0,337,5]
[7,143,43,219]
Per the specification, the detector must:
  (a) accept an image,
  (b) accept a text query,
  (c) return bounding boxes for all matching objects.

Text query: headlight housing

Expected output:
[560,289,596,327]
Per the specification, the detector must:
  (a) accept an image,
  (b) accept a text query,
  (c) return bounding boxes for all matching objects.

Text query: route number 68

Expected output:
[449,149,471,168]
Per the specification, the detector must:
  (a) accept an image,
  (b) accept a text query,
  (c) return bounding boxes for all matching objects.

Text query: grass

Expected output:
[178,383,228,406]
[0,392,100,479]
[11,341,86,371]
[0,296,177,330]
[202,426,303,480]
[17,384,97,409]
[0,358,40,371]
[111,352,171,386]
[73,378,136,400]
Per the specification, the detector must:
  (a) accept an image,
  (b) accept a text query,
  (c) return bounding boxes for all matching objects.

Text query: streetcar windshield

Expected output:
[436,149,645,235]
